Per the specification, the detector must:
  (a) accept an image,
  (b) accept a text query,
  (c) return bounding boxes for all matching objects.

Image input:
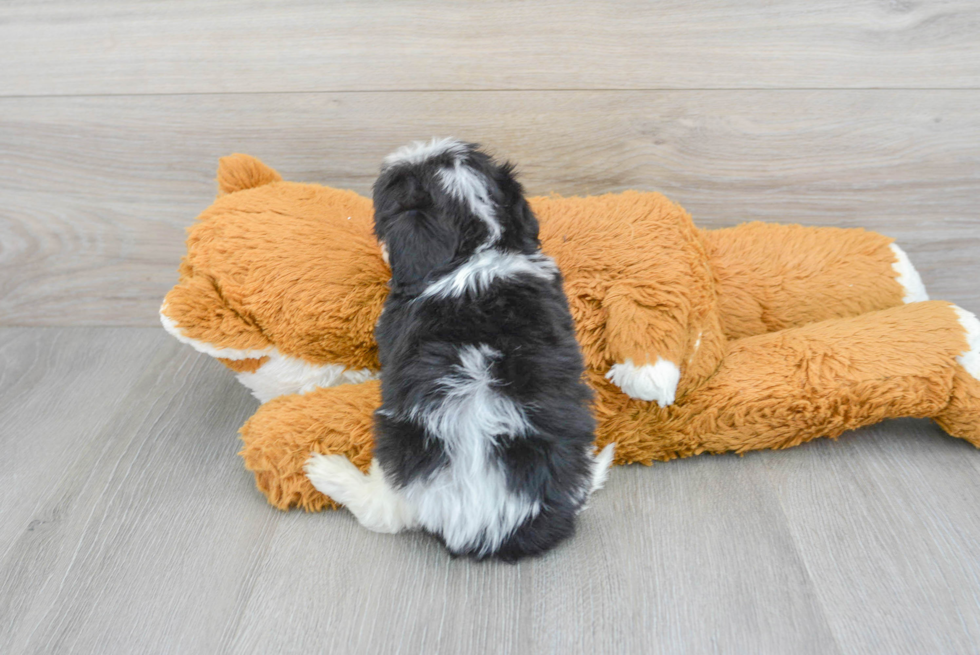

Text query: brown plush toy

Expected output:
[161,153,980,512]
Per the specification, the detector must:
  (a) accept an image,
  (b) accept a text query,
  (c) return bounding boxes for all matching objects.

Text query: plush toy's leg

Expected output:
[700,223,927,340]
[240,304,980,507]
[605,301,980,461]
[239,381,381,511]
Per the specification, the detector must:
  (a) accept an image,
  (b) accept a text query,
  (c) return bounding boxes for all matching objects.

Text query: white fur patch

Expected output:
[404,344,540,556]
[572,443,617,510]
[236,351,377,403]
[305,455,418,534]
[889,243,929,303]
[306,344,609,554]
[161,302,376,402]
[590,444,616,495]
[382,137,468,169]
[953,305,980,381]
[436,158,501,243]
[419,250,558,300]
[159,303,269,360]
[606,357,681,407]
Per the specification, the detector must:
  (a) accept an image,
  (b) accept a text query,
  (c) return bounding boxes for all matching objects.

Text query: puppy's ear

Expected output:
[384,209,458,287]
[496,162,540,251]
[510,193,540,248]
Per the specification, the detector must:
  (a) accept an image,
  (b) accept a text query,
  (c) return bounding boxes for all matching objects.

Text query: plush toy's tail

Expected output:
[217,153,282,195]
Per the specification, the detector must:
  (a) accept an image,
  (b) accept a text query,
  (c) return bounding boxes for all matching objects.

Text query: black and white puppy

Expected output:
[306,138,614,560]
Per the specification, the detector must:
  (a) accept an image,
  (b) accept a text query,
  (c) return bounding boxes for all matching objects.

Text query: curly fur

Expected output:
[308,140,613,560]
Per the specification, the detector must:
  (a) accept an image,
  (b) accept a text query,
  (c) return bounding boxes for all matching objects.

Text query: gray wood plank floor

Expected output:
[3,328,980,654]
[3,1,980,652]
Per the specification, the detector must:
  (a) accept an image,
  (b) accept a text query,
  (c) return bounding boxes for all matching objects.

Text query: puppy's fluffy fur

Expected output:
[307,138,613,560]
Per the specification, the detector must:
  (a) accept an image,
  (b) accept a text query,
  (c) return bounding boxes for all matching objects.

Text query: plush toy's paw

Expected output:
[889,243,929,304]
[605,358,680,406]
[304,454,416,534]
[953,305,980,381]
[934,305,980,447]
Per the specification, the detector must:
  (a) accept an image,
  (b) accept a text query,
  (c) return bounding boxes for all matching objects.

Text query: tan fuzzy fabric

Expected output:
[164,174,387,368]
[162,155,980,511]
[240,381,381,511]
[217,153,282,195]
[218,357,268,373]
[701,223,905,339]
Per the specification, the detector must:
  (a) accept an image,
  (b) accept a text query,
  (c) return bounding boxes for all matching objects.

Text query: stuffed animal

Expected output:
[161,153,980,512]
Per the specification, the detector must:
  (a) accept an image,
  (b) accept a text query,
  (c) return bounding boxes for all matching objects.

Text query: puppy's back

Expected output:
[372,139,610,559]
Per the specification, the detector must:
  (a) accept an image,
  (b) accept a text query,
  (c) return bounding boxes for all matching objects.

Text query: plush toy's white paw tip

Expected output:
[605,358,680,406]
[953,305,980,381]
[890,244,929,303]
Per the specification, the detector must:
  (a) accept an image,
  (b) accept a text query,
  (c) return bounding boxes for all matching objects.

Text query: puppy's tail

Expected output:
[590,443,616,494]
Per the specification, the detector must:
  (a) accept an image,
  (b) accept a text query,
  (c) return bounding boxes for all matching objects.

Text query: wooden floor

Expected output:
[2,2,980,653]
[4,329,980,654]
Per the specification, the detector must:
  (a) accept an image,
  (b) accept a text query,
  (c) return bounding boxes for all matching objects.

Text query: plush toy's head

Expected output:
[160,154,389,401]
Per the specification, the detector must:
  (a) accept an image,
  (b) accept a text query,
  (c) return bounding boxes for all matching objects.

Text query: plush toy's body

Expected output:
[161,154,980,512]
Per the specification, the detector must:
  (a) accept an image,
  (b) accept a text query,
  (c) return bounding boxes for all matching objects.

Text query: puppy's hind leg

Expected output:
[305,455,418,533]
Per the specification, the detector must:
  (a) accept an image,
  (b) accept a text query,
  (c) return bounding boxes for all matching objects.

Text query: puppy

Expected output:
[306,138,614,560]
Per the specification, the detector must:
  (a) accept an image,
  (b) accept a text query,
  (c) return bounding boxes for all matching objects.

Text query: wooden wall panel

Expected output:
[1,90,977,325]
[2,1,980,95]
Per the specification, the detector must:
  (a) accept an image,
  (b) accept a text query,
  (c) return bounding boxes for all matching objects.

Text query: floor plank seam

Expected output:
[1,87,980,101]
[757,451,847,655]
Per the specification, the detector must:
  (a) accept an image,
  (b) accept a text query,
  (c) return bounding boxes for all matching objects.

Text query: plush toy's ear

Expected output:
[216,153,282,195]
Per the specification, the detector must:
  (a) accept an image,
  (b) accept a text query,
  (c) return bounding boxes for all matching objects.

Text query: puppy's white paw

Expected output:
[304,453,369,507]
[304,454,417,534]
[953,305,980,381]
[605,358,680,407]
[590,443,616,494]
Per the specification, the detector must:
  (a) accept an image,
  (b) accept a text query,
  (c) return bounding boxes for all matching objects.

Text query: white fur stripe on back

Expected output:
[420,249,558,300]
[436,158,501,243]
[405,344,539,555]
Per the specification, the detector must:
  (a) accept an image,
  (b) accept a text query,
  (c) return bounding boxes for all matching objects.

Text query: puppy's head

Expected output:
[373,138,539,290]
